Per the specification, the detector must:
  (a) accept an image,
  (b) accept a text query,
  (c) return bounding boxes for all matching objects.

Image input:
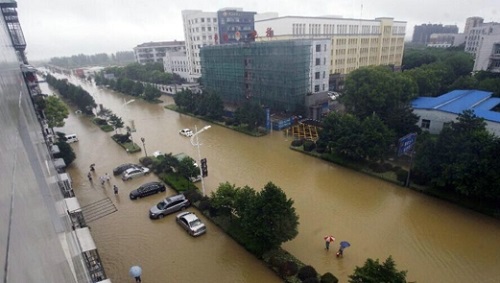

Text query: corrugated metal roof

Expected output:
[412,90,500,123]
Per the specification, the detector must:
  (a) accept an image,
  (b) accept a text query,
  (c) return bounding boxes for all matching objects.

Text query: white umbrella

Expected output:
[129,266,142,278]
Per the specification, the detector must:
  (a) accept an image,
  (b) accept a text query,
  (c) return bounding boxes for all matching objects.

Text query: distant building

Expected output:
[133,41,185,64]
[182,8,256,82]
[464,17,484,39]
[412,89,500,136]
[464,22,500,72]
[201,39,330,115]
[412,24,458,45]
[163,51,190,81]
[427,33,466,48]
[254,15,406,91]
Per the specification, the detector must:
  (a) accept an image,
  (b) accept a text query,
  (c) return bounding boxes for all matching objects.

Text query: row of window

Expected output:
[190,26,218,33]
[314,71,327,79]
[292,23,406,35]
[189,18,217,24]
[314,84,327,92]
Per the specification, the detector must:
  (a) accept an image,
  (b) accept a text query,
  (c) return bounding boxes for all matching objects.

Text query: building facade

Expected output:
[254,16,406,91]
[133,41,185,64]
[412,24,459,45]
[427,33,466,48]
[201,40,318,112]
[412,90,500,136]
[163,51,190,80]
[464,22,500,72]
[217,9,256,44]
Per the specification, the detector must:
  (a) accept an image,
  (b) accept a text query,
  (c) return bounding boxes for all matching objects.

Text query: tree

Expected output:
[44,96,69,132]
[143,84,162,101]
[177,156,199,181]
[238,182,299,255]
[54,141,76,166]
[349,256,407,283]
[235,101,266,131]
[108,114,124,133]
[360,114,395,161]
[131,82,144,97]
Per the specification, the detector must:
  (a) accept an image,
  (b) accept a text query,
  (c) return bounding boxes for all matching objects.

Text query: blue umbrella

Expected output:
[129,266,142,277]
[340,241,351,249]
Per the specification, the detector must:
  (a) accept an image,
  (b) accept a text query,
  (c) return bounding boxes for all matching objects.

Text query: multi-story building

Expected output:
[133,41,185,64]
[163,51,190,80]
[412,24,459,45]
[464,22,500,72]
[427,33,466,48]
[254,16,406,91]
[182,8,256,82]
[0,1,111,282]
[464,17,484,38]
[201,39,330,115]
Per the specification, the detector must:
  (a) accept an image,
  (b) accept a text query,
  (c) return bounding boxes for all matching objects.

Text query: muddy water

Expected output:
[44,75,500,283]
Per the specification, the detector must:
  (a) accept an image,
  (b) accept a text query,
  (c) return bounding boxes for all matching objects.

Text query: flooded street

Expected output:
[43,75,500,283]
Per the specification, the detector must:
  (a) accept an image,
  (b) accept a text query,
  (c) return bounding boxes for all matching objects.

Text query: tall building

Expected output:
[254,16,406,91]
[0,1,110,282]
[201,39,330,113]
[464,22,500,72]
[412,24,458,45]
[133,41,185,64]
[464,17,484,37]
[181,8,256,82]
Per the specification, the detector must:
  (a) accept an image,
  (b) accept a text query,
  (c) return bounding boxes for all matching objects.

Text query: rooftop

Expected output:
[136,41,184,48]
[411,89,500,123]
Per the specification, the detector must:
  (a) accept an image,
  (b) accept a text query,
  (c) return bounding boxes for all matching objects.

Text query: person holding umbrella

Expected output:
[129,265,142,282]
[324,235,335,250]
[336,241,351,258]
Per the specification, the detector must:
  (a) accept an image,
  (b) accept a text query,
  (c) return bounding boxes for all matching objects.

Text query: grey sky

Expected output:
[17,0,498,60]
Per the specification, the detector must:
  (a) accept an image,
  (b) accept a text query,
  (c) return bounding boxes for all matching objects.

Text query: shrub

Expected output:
[392,165,402,172]
[291,139,304,147]
[140,156,154,167]
[198,196,211,211]
[93,117,108,126]
[270,255,284,268]
[279,260,298,277]
[303,140,316,152]
[382,162,393,171]
[184,189,203,203]
[320,272,338,283]
[298,265,318,281]
[396,168,408,183]
[316,146,326,153]
[303,278,320,283]
[369,162,387,173]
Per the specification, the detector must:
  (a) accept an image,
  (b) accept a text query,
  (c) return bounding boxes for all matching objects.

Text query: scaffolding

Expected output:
[287,119,321,141]
[201,40,312,112]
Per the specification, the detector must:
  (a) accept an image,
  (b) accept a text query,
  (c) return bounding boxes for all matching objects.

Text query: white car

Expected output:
[122,166,150,181]
[176,211,206,237]
[179,128,194,137]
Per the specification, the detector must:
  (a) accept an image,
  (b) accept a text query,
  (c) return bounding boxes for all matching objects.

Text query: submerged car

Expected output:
[113,163,139,175]
[179,128,194,137]
[176,211,206,237]
[129,181,166,200]
[149,194,190,219]
[122,166,150,181]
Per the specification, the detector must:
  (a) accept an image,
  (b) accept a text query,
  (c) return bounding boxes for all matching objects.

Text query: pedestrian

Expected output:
[87,172,92,181]
[90,163,95,172]
[105,173,110,183]
[113,185,119,195]
[325,240,330,250]
[336,247,344,258]
[100,176,105,186]
[134,276,142,283]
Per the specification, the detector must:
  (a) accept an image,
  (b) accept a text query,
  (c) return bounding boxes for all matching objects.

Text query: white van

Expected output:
[65,134,79,143]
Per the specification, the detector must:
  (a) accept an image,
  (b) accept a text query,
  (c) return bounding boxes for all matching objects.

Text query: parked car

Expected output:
[129,182,166,200]
[176,211,206,237]
[179,128,194,137]
[65,134,78,143]
[113,163,139,176]
[149,194,190,219]
[122,166,150,181]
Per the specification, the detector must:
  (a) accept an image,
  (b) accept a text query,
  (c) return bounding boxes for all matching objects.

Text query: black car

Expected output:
[129,182,166,200]
[113,163,139,176]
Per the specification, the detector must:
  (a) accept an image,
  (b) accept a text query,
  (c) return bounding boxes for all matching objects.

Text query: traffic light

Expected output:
[200,158,208,177]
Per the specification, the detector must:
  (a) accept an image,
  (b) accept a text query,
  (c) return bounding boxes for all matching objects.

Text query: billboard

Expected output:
[398,133,417,156]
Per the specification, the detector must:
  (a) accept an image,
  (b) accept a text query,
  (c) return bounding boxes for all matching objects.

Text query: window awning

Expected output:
[64,197,81,213]
[75,227,97,252]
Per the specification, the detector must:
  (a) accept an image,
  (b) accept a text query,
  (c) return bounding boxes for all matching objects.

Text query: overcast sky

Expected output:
[17,0,498,60]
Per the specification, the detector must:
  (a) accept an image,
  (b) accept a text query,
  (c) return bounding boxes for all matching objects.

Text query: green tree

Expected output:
[320,112,365,161]
[54,141,76,166]
[360,114,395,161]
[349,256,407,283]
[235,101,266,131]
[44,96,69,131]
[177,156,199,181]
[238,182,299,255]
[108,114,124,133]
[131,82,144,97]
[143,84,162,101]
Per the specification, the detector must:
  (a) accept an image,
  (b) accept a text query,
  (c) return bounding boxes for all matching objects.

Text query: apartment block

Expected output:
[133,41,185,64]
[412,24,458,45]
[465,22,500,72]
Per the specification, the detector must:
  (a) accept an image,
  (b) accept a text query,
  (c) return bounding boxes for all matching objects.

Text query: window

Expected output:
[315,58,320,66]
[314,85,320,92]
[316,44,321,52]
[315,72,320,79]
[421,119,431,129]
[201,18,205,23]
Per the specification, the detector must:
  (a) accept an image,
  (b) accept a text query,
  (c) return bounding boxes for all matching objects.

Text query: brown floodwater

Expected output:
[42,74,500,283]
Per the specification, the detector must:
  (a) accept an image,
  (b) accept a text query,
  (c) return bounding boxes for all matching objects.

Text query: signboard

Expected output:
[398,133,417,156]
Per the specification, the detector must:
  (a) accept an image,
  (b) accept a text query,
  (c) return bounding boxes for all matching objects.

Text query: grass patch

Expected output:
[122,142,141,153]
[159,172,199,193]
[100,125,114,132]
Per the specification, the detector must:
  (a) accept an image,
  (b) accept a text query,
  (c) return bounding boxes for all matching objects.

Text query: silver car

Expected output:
[122,166,150,181]
[176,211,206,236]
[149,194,190,219]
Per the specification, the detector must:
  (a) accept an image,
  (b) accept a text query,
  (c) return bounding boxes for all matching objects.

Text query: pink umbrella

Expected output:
[324,235,335,243]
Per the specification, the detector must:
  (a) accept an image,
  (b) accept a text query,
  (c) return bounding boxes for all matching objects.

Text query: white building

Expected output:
[254,15,406,91]
[133,41,185,64]
[309,39,331,93]
[427,33,466,48]
[464,22,500,72]
[182,10,219,81]
[163,51,190,81]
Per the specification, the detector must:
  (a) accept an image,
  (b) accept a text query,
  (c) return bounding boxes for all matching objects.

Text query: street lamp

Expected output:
[140,137,147,157]
[190,125,211,196]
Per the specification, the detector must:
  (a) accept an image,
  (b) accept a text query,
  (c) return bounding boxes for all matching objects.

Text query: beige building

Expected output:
[255,16,406,90]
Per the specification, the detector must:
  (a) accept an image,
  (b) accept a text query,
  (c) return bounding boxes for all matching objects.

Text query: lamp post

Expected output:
[190,125,211,196]
[140,137,147,157]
